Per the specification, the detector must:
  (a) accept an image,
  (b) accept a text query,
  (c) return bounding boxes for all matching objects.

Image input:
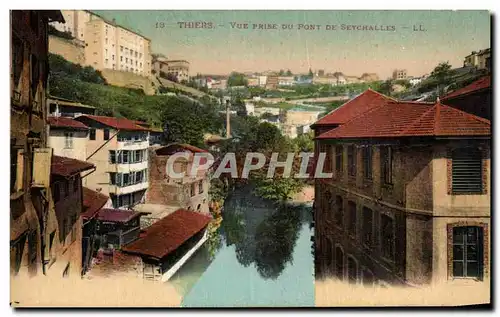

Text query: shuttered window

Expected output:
[451,149,482,194]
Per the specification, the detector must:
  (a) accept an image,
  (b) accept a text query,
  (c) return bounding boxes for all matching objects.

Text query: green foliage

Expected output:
[285,69,293,76]
[376,79,394,96]
[251,172,304,201]
[227,72,248,87]
[292,131,314,152]
[49,53,106,84]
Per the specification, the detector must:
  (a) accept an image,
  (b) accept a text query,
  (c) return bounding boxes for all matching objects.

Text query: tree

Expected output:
[377,79,394,96]
[285,69,293,76]
[227,72,248,87]
[279,69,285,76]
[430,61,452,96]
[308,68,313,78]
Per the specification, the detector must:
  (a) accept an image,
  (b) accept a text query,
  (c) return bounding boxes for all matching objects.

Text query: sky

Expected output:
[94,10,491,78]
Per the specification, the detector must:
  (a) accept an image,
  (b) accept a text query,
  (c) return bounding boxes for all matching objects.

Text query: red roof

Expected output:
[82,187,109,220]
[443,75,491,100]
[51,155,95,177]
[312,89,395,126]
[155,143,208,155]
[77,115,150,131]
[48,116,89,129]
[316,101,491,139]
[97,209,144,223]
[121,209,211,259]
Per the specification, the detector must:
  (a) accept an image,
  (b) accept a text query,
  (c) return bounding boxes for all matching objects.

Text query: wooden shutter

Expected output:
[452,149,482,194]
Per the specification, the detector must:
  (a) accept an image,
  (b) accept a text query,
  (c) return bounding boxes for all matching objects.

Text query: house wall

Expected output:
[10,10,53,277]
[84,19,105,70]
[48,129,88,161]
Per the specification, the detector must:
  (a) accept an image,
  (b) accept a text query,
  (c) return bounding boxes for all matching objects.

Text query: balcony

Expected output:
[109,181,149,195]
[117,140,149,151]
[114,160,148,173]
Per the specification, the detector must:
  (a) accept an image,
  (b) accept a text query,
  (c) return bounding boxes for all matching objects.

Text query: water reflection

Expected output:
[221,187,308,279]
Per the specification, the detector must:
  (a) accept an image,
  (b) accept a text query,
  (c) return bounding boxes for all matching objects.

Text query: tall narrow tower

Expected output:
[225,99,231,138]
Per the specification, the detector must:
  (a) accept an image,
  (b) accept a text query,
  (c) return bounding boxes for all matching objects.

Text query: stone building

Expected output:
[312,89,491,286]
[10,10,65,277]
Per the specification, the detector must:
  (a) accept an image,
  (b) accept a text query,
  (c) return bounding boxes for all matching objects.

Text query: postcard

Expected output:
[9,9,491,308]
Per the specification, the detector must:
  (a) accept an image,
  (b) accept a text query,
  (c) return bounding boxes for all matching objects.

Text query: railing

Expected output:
[121,227,141,246]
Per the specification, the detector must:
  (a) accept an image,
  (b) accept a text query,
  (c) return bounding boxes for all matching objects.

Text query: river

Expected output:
[167,187,314,307]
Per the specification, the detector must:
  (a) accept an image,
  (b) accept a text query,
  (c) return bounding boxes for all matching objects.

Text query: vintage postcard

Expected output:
[9,9,491,308]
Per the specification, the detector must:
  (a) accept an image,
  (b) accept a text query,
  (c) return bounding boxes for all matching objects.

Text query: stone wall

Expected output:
[48,35,85,65]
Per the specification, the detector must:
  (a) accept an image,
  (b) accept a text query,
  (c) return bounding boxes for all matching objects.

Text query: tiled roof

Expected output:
[97,209,144,223]
[82,187,109,221]
[77,115,150,131]
[316,101,491,139]
[51,155,95,177]
[312,89,395,126]
[155,143,208,155]
[442,75,491,100]
[48,116,89,130]
[121,209,211,259]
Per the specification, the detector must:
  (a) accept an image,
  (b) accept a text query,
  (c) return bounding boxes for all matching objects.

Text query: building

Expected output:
[409,77,423,86]
[464,48,491,71]
[48,116,90,161]
[95,209,145,250]
[152,55,190,82]
[73,115,151,209]
[49,156,95,278]
[317,69,325,77]
[50,10,91,42]
[47,96,97,118]
[247,77,260,87]
[81,187,109,275]
[312,89,491,287]
[392,69,407,80]
[52,11,152,76]
[442,75,491,121]
[344,75,361,84]
[258,75,268,87]
[121,209,212,282]
[278,76,295,86]
[146,144,210,214]
[266,75,279,89]
[85,14,151,76]
[10,10,65,277]
[279,108,322,139]
[360,73,380,82]
[312,76,338,86]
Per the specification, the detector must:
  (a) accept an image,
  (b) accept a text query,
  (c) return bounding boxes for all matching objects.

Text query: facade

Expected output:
[152,55,190,82]
[73,115,151,209]
[278,76,295,86]
[52,10,152,76]
[360,73,380,82]
[146,144,210,214]
[48,116,89,161]
[392,69,408,80]
[409,77,423,86]
[10,10,65,277]
[96,209,144,250]
[464,48,491,71]
[313,89,491,287]
[279,109,322,139]
[266,75,279,89]
[247,77,260,87]
[49,156,95,278]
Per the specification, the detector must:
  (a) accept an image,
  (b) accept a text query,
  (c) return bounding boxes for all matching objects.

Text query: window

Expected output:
[105,48,108,55]
[347,145,356,177]
[362,207,374,247]
[347,201,357,238]
[89,128,96,140]
[120,56,123,62]
[30,54,39,97]
[381,146,393,185]
[123,174,130,186]
[126,58,128,63]
[112,54,115,61]
[347,257,358,284]
[452,226,484,279]
[198,181,204,194]
[335,145,343,175]
[335,247,344,280]
[134,150,141,163]
[451,148,482,194]
[109,150,116,164]
[122,151,129,164]
[109,172,116,185]
[12,33,23,90]
[53,183,60,202]
[103,129,110,140]
[362,146,372,180]
[380,214,395,260]
[105,38,108,44]
[64,132,73,149]
[120,46,123,52]
[191,183,196,197]
[334,196,343,227]
[105,59,108,65]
